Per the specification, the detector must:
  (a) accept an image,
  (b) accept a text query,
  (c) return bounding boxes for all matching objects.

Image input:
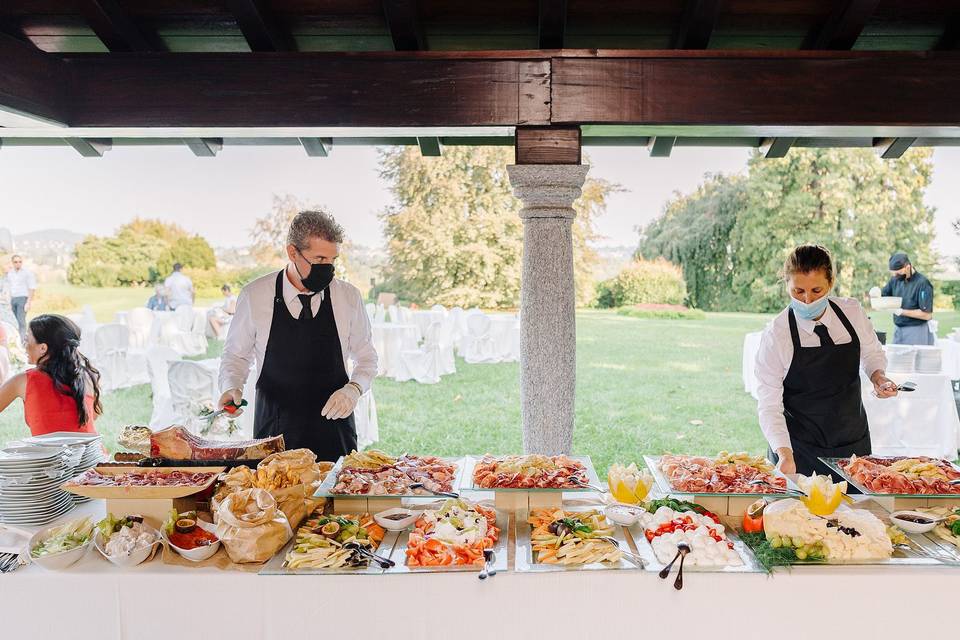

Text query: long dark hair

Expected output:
[29,314,102,426]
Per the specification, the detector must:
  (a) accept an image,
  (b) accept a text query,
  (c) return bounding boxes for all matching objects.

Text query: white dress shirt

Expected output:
[219,269,378,397]
[754,296,887,452]
[164,271,194,309]
[5,267,36,298]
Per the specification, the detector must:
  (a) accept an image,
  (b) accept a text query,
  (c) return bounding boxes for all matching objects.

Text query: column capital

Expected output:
[507,164,590,219]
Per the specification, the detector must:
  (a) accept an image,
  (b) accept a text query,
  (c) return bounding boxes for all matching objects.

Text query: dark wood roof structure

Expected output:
[2,0,960,157]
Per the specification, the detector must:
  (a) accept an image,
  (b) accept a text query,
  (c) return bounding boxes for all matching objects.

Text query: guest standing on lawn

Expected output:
[755,244,898,480]
[0,314,102,436]
[4,254,36,342]
[164,263,194,310]
[218,211,378,461]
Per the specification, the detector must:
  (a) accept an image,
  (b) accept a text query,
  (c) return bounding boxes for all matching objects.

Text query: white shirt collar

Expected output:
[793,297,836,335]
[282,266,325,305]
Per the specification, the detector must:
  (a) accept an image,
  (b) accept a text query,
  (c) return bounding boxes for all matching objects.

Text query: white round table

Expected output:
[371,322,420,378]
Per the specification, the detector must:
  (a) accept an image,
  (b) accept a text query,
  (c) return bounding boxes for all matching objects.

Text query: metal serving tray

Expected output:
[820,456,960,498]
[461,455,602,493]
[624,514,764,573]
[384,502,510,574]
[644,455,800,497]
[514,504,641,572]
[259,520,402,576]
[313,456,465,499]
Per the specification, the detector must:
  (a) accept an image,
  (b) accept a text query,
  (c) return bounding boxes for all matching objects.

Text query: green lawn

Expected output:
[3,304,957,474]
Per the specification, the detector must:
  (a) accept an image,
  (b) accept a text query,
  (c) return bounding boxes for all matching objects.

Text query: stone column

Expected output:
[507,164,589,455]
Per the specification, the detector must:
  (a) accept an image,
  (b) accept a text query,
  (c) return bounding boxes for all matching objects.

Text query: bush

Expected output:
[595,258,688,309]
[31,290,77,314]
[617,306,706,321]
[939,280,960,311]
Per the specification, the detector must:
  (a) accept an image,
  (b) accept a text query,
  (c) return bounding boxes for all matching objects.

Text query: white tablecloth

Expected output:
[742,331,960,459]
[488,314,521,362]
[411,309,444,337]
[936,338,960,380]
[862,371,960,459]
[371,322,420,378]
[3,501,959,640]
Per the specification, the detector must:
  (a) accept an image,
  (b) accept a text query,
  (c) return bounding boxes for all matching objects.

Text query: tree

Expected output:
[639,148,936,312]
[69,218,216,287]
[378,146,619,308]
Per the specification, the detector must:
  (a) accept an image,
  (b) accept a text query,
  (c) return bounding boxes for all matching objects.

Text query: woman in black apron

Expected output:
[762,245,899,481]
[254,270,357,462]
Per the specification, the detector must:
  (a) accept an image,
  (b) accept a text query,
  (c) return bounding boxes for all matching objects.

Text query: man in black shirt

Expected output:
[880,252,934,345]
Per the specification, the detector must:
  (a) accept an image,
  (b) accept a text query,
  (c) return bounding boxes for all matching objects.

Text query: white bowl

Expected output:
[94,526,162,567]
[162,519,220,562]
[373,508,420,531]
[890,510,938,534]
[604,503,645,526]
[27,526,91,570]
[870,296,902,310]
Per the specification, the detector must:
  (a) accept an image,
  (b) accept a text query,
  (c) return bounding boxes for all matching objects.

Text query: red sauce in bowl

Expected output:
[169,527,218,550]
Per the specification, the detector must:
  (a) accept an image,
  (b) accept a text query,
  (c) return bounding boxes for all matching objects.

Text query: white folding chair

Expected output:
[373,304,387,324]
[388,304,401,324]
[93,324,130,391]
[161,306,208,356]
[462,313,499,364]
[365,303,375,322]
[146,346,180,428]
[396,321,443,384]
[436,317,457,376]
[127,307,154,349]
[167,360,218,433]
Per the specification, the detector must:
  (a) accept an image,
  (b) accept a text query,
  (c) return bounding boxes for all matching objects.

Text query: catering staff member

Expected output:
[755,244,898,478]
[875,252,934,345]
[218,211,377,461]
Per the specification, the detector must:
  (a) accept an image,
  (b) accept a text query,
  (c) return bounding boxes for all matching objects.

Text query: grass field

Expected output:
[3,289,958,472]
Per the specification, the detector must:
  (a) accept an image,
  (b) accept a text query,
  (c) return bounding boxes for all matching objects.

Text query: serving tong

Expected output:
[570,476,607,493]
[407,483,459,499]
[746,479,807,496]
[343,541,395,568]
[595,536,645,567]
[203,399,248,424]
[478,549,497,580]
[657,542,691,590]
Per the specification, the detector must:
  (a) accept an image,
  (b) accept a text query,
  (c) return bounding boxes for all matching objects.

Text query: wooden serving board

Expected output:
[62,465,225,500]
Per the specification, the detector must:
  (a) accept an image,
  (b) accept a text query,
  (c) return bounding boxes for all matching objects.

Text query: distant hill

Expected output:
[15,229,85,247]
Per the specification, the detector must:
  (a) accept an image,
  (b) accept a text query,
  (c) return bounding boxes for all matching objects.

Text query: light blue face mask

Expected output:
[790,296,830,321]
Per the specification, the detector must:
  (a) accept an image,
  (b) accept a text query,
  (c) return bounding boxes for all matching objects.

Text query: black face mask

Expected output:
[295,250,335,293]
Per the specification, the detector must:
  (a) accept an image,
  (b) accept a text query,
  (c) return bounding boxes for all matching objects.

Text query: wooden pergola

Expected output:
[3,0,960,451]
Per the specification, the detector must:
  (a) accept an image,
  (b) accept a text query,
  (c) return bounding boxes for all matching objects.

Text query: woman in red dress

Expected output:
[0,314,103,436]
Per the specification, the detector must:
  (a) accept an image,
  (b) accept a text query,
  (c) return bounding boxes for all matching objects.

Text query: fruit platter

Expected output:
[515,506,641,572]
[260,510,397,575]
[313,450,462,498]
[820,455,960,496]
[736,492,950,570]
[463,454,602,492]
[645,452,796,496]
[385,498,509,575]
[625,498,762,573]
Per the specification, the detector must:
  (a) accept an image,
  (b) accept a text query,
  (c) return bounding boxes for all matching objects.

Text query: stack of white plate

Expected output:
[916,348,942,374]
[885,346,916,373]
[0,445,79,526]
[22,433,106,505]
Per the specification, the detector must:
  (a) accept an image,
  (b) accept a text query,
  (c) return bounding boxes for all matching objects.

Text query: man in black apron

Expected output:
[768,301,871,480]
[218,211,378,462]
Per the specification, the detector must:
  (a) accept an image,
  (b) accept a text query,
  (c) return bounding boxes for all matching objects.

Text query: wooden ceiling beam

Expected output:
[0,32,67,126]
[416,136,442,156]
[649,136,676,157]
[875,137,916,159]
[761,137,796,158]
[802,0,879,50]
[538,0,567,50]
[299,137,331,157]
[78,0,160,52]
[183,137,223,156]
[228,0,296,52]
[672,0,722,49]
[515,126,580,164]
[382,0,426,51]
[65,137,111,157]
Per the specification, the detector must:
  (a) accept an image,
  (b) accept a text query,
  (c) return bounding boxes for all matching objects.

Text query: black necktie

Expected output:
[813,324,834,346]
[297,294,314,322]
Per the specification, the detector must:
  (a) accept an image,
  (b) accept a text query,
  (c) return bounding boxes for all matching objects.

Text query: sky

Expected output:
[0,143,958,258]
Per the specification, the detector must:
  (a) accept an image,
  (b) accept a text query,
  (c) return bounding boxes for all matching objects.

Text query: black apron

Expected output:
[768,301,871,482]
[254,271,357,462]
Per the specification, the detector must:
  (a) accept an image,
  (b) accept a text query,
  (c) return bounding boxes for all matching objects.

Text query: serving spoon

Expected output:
[658,542,691,579]
[478,548,497,580]
[673,543,691,590]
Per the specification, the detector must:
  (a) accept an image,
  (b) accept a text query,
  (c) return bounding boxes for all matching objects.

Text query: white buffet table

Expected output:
[2,500,958,640]
[742,331,960,459]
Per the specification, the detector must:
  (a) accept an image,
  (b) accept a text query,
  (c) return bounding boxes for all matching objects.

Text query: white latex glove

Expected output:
[321,384,360,420]
[893,308,904,316]
[869,286,882,298]
[217,388,243,411]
